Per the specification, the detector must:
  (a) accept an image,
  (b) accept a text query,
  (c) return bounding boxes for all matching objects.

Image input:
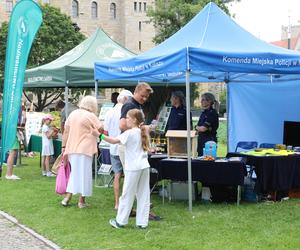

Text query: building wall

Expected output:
[0,0,156,53]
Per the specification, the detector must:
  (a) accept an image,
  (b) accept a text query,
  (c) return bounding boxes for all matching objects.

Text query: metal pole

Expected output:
[64,85,69,118]
[288,13,291,49]
[95,80,98,99]
[185,70,192,212]
[226,82,229,151]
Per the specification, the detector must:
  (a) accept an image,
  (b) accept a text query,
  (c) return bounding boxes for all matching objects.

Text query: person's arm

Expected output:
[119,118,127,132]
[119,103,131,131]
[62,125,70,151]
[195,125,208,132]
[101,134,121,144]
[45,130,54,139]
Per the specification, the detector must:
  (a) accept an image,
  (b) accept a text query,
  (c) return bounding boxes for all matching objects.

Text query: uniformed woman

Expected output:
[195,92,219,156]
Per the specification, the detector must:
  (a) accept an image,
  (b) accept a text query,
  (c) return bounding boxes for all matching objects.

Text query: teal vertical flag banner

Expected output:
[1,0,42,165]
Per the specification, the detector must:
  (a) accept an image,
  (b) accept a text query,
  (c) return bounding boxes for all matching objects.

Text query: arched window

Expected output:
[6,0,13,13]
[110,3,116,19]
[72,0,79,18]
[91,1,98,19]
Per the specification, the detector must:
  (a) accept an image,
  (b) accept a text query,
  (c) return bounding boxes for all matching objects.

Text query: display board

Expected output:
[25,112,45,144]
[156,104,172,132]
[98,103,114,121]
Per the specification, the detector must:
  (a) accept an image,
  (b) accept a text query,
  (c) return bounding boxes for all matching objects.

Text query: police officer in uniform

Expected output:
[166,91,191,131]
[195,92,219,156]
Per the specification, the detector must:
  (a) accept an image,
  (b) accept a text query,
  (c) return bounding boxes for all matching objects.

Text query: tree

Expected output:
[0,4,85,111]
[147,0,238,104]
[147,0,234,44]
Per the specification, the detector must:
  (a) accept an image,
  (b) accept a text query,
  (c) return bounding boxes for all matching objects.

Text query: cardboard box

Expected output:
[167,181,198,201]
[165,130,198,158]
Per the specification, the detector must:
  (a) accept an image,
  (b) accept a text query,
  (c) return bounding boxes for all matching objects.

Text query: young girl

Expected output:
[41,115,55,177]
[101,109,151,229]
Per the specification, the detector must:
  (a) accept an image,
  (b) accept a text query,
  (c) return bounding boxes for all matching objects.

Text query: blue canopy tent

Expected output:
[94,2,300,210]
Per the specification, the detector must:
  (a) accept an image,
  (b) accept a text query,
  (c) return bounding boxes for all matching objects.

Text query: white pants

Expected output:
[118,144,125,167]
[116,168,150,227]
[67,154,93,197]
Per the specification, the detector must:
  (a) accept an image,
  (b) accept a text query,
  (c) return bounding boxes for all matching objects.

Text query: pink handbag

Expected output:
[55,160,71,195]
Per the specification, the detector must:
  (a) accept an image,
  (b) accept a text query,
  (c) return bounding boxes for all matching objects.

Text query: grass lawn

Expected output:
[1,156,300,249]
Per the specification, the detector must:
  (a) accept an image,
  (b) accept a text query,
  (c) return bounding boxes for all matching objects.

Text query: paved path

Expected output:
[0,211,60,250]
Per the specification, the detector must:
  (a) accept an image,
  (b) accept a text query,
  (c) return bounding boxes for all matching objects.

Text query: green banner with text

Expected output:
[1,0,42,166]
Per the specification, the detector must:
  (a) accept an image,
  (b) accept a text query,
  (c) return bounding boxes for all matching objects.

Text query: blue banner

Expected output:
[1,0,42,166]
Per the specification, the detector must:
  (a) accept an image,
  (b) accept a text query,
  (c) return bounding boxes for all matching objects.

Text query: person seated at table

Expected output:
[166,91,192,131]
[195,92,219,156]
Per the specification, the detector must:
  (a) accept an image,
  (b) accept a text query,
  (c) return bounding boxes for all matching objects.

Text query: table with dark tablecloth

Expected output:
[156,158,246,185]
[227,152,300,196]
[149,155,247,204]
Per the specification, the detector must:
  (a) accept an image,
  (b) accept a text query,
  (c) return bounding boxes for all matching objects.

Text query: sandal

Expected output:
[149,212,162,221]
[78,202,89,209]
[61,198,69,207]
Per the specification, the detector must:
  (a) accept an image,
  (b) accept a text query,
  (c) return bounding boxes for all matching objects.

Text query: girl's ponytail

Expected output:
[140,125,150,151]
[127,109,150,151]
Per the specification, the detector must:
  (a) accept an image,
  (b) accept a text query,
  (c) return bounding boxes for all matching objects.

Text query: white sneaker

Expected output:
[46,172,56,177]
[42,171,47,176]
[5,175,21,180]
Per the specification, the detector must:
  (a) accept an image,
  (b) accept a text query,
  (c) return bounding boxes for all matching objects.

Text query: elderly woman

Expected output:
[61,96,103,208]
[195,92,219,156]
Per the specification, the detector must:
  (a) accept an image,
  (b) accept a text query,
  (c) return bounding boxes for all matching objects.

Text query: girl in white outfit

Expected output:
[101,109,150,229]
[41,115,55,177]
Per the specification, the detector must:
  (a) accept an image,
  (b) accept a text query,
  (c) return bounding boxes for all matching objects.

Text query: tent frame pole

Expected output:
[185,70,193,212]
[64,84,69,117]
[226,82,229,151]
[95,80,98,99]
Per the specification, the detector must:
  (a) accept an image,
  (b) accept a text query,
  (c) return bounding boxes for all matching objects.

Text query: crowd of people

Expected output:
[2,81,219,230]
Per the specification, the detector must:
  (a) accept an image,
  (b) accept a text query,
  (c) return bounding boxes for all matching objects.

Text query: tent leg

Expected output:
[64,85,69,118]
[226,83,229,151]
[95,80,98,99]
[185,70,192,212]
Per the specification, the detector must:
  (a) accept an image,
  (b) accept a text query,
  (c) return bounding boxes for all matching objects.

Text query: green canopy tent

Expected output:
[24,28,136,114]
[24,28,135,88]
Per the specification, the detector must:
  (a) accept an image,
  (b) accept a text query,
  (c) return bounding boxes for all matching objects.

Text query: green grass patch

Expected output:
[1,156,300,249]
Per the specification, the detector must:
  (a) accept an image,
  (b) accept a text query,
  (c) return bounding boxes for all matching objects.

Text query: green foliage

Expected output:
[1,156,300,249]
[147,0,231,45]
[0,4,85,110]
[219,89,227,116]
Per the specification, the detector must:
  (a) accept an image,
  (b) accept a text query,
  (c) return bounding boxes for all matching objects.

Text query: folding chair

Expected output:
[95,147,114,188]
[259,143,276,149]
[235,141,258,152]
[235,141,258,181]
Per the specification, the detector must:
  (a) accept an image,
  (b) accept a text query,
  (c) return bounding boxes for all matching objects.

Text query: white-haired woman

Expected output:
[61,96,103,208]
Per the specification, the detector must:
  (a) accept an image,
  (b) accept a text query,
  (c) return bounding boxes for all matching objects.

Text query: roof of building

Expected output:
[270,37,298,50]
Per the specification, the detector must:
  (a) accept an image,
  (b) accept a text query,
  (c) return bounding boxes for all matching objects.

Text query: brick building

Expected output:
[0,0,156,53]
